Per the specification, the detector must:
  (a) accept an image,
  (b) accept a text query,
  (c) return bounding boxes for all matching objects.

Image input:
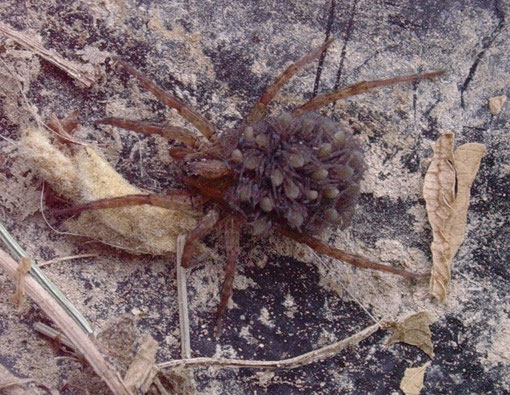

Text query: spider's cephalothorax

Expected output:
[225,113,365,236]
[58,39,441,332]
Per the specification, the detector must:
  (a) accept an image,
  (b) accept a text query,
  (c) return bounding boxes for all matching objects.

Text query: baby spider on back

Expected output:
[57,38,442,333]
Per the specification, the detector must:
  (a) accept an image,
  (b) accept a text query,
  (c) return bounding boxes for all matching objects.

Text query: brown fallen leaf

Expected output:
[488,95,507,116]
[423,132,486,302]
[400,361,431,395]
[386,312,437,358]
[124,335,158,394]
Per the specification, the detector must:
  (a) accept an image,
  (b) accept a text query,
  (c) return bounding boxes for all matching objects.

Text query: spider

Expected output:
[57,38,442,332]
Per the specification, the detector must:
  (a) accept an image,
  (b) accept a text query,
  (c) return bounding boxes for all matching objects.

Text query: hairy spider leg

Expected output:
[276,225,428,280]
[115,59,216,140]
[53,191,196,217]
[292,70,444,115]
[95,118,199,148]
[216,215,242,334]
[181,208,220,268]
[246,38,334,124]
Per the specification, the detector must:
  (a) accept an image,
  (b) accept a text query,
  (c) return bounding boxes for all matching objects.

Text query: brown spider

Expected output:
[57,39,442,332]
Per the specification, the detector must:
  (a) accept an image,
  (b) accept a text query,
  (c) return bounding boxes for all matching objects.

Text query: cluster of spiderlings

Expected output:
[226,112,365,236]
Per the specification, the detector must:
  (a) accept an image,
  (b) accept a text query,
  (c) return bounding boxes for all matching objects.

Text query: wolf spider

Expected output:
[58,38,441,332]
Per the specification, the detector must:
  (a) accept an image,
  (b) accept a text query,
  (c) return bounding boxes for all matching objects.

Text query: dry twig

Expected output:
[38,253,98,268]
[0,247,132,395]
[33,322,78,352]
[10,257,31,309]
[176,234,191,359]
[0,21,96,87]
[159,321,381,370]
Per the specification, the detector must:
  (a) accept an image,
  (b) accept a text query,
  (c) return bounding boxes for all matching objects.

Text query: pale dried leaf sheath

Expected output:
[21,128,197,255]
[423,133,455,301]
[448,143,486,258]
[0,248,131,394]
[424,133,486,301]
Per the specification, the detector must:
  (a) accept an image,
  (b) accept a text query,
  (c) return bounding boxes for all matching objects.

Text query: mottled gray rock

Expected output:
[0,0,508,393]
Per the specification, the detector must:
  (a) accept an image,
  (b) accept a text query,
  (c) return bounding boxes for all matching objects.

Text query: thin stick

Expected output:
[0,246,132,394]
[11,257,31,309]
[0,21,96,88]
[0,221,93,334]
[159,321,380,370]
[38,253,98,268]
[33,322,77,352]
[176,234,192,359]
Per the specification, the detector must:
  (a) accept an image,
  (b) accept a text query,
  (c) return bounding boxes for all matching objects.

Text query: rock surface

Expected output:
[0,0,508,393]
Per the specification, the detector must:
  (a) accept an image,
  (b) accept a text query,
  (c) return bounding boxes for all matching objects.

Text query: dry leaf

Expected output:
[423,132,486,301]
[488,95,506,115]
[400,361,431,395]
[20,127,199,255]
[124,334,158,393]
[386,312,437,358]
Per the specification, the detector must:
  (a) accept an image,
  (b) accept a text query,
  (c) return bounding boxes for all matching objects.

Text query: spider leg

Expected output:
[181,208,220,268]
[95,118,199,148]
[292,70,444,116]
[186,159,233,179]
[276,225,429,280]
[53,191,196,217]
[215,215,242,334]
[246,38,334,124]
[116,59,216,140]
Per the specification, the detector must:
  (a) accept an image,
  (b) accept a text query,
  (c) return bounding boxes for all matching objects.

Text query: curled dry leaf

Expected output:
[20,127,198,255]
[386,311,437,358]
[400,361,431,395]
[423,132,486,302]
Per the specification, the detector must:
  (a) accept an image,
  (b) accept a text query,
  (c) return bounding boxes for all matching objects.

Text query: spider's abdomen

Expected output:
[226,112,365,235]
